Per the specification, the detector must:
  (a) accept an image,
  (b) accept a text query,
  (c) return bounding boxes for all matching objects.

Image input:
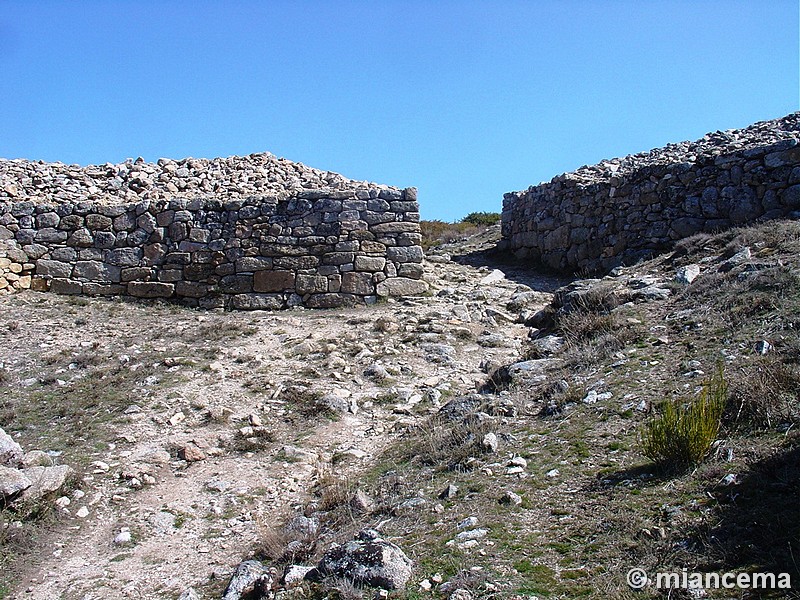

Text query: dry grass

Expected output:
[727,355,800,428]
[420,220,487,250]
[404,414,495,472]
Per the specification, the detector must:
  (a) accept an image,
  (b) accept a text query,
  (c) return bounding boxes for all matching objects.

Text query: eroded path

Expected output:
[0,245,565,599]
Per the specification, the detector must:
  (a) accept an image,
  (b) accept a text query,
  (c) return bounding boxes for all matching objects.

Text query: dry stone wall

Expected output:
[500,113,800,273]
[0,153,425,308]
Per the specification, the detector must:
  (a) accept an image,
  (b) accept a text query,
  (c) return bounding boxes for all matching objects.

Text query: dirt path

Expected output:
[1,245,561,599]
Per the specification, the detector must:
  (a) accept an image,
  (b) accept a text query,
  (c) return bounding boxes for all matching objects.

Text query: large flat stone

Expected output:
[253,270,295,293]
[128,282,175,298]
[376,277,429,297]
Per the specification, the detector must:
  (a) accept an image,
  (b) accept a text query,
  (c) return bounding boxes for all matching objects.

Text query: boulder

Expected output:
[20,464,73,501]
[437,395,483,420]
[283,565,316,588]
[22,450,54,468]
[313,529,412,590]
[222,560,274,600]
[527,335,565,357]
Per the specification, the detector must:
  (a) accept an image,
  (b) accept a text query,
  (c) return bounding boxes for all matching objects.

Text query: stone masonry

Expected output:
[500,112,800,272]
[0,153,426,309]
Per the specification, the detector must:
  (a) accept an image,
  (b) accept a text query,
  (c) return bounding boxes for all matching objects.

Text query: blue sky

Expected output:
[1,1,797,221]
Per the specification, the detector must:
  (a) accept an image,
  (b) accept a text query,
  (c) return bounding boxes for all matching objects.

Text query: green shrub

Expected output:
[460,211,501,226]
[640,367,727,469]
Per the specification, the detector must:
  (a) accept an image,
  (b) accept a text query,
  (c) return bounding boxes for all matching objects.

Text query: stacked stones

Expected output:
[0,154,426,309]
[0,153,371,204]
[0,237,33,294]
[500,112,800,272]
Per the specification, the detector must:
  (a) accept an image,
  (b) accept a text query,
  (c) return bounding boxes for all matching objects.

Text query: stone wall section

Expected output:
[0,185,425,309]
[500,113,800,272]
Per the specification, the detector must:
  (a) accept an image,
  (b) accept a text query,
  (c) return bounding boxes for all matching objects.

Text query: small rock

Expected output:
[500,491,523,506]
[582,390,613,404]
[481,432,498,453]
[755,340,772,355]
[632,284,672,301]
[419,579,432,591]
[177,589,200,600]
[675,264,701,284]
[364,363,390,380]
[350,489,375,513]
[528,335,565,356]
[509,456,527,468]
[479,269,505,284]
[455,528,487,541]
[450,590,473,600]
[457,516,478,530]
[438,483,459,499]
[248,413,262,427]
[168,412,186,426]
[76,506,89,518]
[546,468,560,478]
[179,444,206,462]
[114,529,132,545]
[20,464,73,501]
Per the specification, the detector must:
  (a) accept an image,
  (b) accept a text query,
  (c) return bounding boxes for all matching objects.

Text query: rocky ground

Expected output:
[0,225,567,599]
[2,221,800,600]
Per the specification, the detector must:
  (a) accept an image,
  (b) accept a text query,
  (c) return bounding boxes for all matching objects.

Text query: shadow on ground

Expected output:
[703,442,800,597]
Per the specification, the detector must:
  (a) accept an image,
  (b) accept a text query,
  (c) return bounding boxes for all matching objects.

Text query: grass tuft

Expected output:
[640,366,727,470]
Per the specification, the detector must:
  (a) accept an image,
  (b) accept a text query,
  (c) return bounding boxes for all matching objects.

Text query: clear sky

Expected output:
[1,1,797,221]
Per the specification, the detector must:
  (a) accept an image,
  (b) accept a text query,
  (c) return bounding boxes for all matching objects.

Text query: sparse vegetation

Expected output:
[460,212,501,226]
[3,219,800,598]
[420,212,500,249]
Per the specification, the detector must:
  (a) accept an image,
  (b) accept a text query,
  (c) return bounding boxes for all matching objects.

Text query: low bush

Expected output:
[640,367,727,469]
[460,211,501,226]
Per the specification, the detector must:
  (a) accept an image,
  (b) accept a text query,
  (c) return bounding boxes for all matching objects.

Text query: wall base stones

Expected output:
[500,113,800,273]
[0,154,426,308]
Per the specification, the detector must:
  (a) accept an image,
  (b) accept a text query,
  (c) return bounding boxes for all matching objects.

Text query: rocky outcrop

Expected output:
[501,112,800,272]
[309,529,413,590]
[0,154,425,308]
[0,427,73,506]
